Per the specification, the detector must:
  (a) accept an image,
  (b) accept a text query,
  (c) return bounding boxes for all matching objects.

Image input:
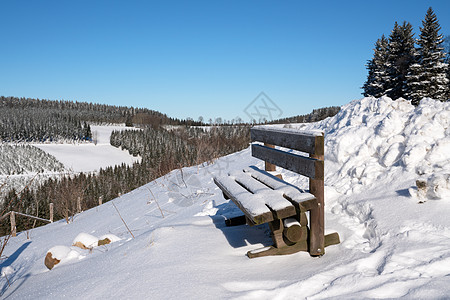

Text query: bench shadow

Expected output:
[210,202,272,248]
[396,188,412,197]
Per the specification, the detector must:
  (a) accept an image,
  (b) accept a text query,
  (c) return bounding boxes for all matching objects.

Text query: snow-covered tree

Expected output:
[406,7,449,105]
[444,35,450,99]
[363,35,389,98]
[386,21,416,100]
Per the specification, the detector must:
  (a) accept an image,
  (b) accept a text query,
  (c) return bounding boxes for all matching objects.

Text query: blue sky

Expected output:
[1,0,449,122]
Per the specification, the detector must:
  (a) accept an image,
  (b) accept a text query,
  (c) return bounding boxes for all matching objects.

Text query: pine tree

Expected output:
[363,35,389,97]
[386,21,416,100]
[444,35,450,99]
[406,7,449,105]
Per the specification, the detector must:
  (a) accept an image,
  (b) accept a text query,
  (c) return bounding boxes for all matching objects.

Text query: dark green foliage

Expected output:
[363,7,449,104]
[271,106,341,124]
[363,35,390,98]
[406,7,449,104]
[0,97,178,142]
[385,21,416,100]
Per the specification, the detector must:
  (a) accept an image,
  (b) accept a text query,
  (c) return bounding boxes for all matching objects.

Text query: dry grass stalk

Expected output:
[146,187,165,218]
[111,201,135,239]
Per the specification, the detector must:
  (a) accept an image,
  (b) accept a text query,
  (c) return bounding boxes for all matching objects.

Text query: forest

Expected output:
[363,7,449,104]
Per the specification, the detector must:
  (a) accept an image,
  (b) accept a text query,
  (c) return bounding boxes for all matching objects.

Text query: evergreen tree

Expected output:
[406,7,449,104]
[363,35,389,97]
[386,21,416,100]
[444,35,450,99]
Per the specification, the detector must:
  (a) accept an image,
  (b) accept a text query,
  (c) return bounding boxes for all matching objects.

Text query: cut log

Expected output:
[283,218,303,243]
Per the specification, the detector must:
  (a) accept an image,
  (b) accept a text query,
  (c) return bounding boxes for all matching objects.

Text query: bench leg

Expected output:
[247,218,309,258]
[224,215,247,227]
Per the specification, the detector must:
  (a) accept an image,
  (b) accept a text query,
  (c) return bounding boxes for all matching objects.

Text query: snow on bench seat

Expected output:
[213,175,274,224]
[228,171,296,220]
[243,166,318,212]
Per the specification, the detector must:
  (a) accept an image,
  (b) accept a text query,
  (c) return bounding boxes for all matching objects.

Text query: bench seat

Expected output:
[213,165,318,225]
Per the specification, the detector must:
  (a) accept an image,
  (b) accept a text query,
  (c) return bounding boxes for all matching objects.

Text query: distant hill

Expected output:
[0,96,190,142]
[270,106,341,124]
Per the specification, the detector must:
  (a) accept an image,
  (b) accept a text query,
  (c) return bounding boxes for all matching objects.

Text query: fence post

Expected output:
[10,211,16,237]
[50,203,54,223]
[99,196,103,206]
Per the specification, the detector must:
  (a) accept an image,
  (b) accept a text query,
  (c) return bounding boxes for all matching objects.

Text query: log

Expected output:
[283,218,303,243]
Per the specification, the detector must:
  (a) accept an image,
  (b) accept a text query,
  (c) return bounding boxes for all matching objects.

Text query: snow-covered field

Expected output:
[1,97,449,299]
[34,125,141,173]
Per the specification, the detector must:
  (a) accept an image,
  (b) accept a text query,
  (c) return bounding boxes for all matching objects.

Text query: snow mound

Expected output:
[304,96,449,197]
[72,233,99,249]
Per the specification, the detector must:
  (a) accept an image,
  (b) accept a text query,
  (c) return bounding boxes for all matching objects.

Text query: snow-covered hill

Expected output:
[1,97,449,299]
[34,125,141,173]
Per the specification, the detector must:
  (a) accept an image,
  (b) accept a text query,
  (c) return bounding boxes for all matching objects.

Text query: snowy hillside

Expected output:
[1,97,450,299]
[34,125,141,173]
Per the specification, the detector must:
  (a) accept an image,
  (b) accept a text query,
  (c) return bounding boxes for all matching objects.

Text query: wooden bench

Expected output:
[214,126,340,258]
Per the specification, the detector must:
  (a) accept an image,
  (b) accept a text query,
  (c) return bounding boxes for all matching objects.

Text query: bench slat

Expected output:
[251,127,323,155]
[243,166,318,212]
[251,144,324,180]
[229,171,296,220]
[213,175,274,225]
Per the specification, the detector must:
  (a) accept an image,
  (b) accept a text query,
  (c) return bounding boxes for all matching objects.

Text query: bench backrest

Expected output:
[250,126,324,180]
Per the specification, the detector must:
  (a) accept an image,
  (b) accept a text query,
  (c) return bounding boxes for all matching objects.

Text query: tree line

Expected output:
[271,106,341,124]
[0,96,183,142]
[363,7,449,105]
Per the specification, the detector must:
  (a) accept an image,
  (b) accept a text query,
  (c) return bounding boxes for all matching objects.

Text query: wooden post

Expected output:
[264,143,276,172]
[10,211,16,237]
[309,134,325,256]
[77,197,82,213]
[99,196,103,206]
[49,203,54,223]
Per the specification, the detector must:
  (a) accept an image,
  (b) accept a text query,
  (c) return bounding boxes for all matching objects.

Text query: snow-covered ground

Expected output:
[1,97,449,299]
[33,125,141,173]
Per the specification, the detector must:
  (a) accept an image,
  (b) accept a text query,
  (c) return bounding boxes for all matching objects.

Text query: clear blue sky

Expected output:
[1,0,449,122]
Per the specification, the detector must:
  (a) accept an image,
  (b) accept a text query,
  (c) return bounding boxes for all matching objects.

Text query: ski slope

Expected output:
[1,97,450,299]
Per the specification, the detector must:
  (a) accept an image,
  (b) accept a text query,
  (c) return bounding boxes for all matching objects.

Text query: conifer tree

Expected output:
[406,7,449,104]
[386,21,416,100]
[444,35,450,99]
[363,35,389,97]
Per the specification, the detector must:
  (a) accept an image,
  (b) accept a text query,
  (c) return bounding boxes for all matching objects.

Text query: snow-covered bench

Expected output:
[214,126,339,258]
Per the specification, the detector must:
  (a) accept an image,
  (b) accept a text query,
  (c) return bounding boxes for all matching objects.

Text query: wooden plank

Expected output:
[243,166,318,212]
[214,176,273,225]
[229,171,296,219]
[251,144,323,179]
[251,127,324,155]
